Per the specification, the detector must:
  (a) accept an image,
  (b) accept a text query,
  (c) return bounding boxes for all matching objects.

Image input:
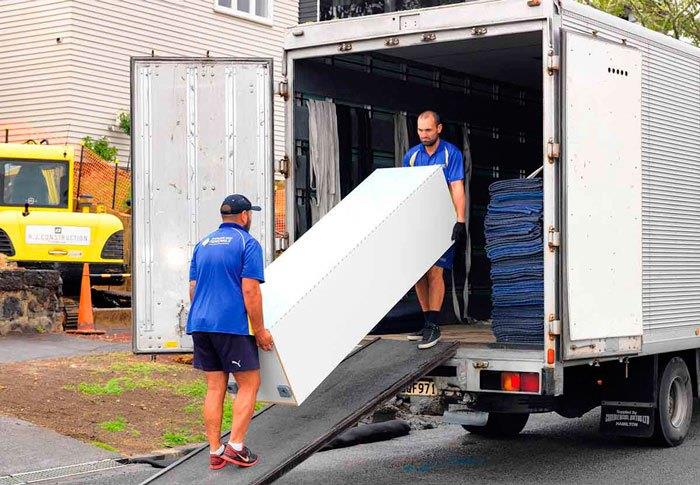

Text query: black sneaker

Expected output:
[406,329,424,341]
[418,324,441,349]
[222,444,259,467]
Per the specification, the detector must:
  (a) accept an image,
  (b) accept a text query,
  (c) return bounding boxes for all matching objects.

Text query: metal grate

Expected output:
[0,228,15,256]
[0,459,126,485]
[100,230,124,260]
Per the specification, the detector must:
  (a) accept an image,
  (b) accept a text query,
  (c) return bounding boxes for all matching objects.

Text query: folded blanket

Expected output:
[490,178,543,194]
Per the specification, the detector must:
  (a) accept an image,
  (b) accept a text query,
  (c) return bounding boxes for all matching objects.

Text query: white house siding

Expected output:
[1,0,297,165]
[0,0,74,145]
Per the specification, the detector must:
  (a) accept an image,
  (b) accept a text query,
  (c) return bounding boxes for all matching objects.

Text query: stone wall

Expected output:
[0,269,63,335]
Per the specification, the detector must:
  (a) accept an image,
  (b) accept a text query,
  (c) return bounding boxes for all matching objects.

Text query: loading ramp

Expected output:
[141,338,458,485]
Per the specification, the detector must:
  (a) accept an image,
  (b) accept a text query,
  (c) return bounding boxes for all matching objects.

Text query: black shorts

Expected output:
[191,332,260,373]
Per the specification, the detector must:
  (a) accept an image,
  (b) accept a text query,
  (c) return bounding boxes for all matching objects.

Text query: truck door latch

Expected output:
[548,226,561,251]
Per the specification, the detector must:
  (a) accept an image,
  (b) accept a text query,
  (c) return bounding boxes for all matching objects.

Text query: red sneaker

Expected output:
[222,444,259,467]
[209,452,227,470]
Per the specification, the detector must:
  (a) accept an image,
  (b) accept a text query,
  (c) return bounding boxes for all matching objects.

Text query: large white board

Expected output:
[248,166,455,405]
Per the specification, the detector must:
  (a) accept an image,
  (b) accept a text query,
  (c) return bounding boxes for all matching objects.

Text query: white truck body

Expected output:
[133,0,700,414]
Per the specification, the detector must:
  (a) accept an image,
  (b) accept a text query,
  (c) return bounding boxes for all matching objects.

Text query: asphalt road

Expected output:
[31,404,700,484]
[0,333,128,363]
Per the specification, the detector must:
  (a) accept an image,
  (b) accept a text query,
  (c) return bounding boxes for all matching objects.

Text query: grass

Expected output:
[99,417,127,432]
[162,430,206,448]
[175,380,207,399]
[91,441,118,452]
[110,361,179,375]
[74,377,136,396]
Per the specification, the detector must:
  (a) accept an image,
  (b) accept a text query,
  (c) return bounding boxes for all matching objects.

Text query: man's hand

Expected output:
[255,328,274,351]
[452,222,467,243]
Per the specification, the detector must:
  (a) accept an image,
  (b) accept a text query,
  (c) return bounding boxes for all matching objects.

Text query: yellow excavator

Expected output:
[0,143,126,294]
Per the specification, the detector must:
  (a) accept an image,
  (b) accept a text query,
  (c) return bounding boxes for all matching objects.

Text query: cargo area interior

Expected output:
[292,31,545,341]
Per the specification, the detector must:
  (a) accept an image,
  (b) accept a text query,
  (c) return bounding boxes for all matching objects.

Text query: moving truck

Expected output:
[132,0,700,448]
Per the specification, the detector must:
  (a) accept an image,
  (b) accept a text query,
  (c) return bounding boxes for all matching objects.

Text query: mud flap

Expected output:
[600,401,655,438]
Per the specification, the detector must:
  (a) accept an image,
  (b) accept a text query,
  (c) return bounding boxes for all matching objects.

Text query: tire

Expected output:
[654,357,693,447]
[462,412,530,437]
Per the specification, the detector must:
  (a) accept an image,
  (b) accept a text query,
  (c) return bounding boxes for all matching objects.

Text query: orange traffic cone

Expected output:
[67,263,104,335]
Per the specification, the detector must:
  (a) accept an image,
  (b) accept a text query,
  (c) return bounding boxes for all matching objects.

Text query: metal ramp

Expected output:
[141,339,457,485]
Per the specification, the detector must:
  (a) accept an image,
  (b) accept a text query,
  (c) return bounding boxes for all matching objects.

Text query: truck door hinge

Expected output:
[338,42,353,52]
[548,226,560,251]
[547,140,560,162]
[277,80,289,101]
[276,155,290,178]
[275,232,290,252]
[547,54,560,75]
[421,32,437,42]
[548,317,561,336]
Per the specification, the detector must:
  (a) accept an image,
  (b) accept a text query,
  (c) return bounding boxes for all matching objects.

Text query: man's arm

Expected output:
[189,280,196,302]
[242,278,273,351]
[449,180,466,223]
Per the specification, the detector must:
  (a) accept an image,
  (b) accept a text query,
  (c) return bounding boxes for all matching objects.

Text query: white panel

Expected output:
[252,166,454,404]
[132,59,272,353]
[563,32,643,343]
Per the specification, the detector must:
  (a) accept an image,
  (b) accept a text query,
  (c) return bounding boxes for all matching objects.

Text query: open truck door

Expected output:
[131,58,274,354]
[561,32,643,360]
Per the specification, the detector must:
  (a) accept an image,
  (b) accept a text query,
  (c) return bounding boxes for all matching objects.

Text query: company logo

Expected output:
[54,227,62,235]
[202,238,210,247]
[231,360,241,367]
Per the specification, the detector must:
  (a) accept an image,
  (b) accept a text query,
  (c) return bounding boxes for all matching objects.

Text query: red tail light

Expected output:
[520,372,540,393]
[501,372,521,391]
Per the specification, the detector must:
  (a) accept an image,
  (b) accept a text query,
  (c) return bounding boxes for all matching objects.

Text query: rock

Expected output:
[2,297,21,318]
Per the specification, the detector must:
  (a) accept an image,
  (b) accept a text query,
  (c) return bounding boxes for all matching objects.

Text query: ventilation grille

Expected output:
[101,230,124,260]
[0,229,15,256]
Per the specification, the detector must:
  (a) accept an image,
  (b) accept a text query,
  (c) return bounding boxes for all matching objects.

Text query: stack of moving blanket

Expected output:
[485,178,544,344]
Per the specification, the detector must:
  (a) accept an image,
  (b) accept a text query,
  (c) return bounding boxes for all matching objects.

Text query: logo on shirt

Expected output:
[208,236,233,246]
[202,238,211,247]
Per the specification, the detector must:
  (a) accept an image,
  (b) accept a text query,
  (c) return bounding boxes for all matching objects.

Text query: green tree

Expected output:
[579,0,700,45]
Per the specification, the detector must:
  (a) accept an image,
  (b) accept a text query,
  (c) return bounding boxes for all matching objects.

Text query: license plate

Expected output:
[401,379,437,396]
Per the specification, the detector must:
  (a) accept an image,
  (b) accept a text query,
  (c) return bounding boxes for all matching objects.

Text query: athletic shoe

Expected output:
[406,329,424,341]
[418,324,441,349]
[209,453,227,470]
[222,444,259,467]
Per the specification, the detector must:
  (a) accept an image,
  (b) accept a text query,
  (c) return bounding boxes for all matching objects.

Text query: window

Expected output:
[0,160,69,208]
[215,0,272,25]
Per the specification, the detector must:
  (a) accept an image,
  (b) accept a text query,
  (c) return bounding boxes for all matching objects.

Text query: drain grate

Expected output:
[0,459,126,485]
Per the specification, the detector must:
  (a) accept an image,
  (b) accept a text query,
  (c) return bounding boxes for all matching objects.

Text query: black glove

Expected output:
[452,222,467,243]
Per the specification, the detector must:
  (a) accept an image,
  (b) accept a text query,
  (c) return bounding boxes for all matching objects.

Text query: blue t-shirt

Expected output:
[402,140,465,183]
[186,223,265,335]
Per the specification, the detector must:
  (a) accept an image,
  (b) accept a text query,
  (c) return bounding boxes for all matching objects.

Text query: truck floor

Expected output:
[140,338,458,485]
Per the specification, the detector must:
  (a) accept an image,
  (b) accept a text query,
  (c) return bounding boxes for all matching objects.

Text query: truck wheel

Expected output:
[462,413,529,437]
[654,357,693,447]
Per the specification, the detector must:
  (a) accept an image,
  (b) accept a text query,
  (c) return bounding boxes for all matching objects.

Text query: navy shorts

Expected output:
[191,332,260,373]
[435,244,455,269]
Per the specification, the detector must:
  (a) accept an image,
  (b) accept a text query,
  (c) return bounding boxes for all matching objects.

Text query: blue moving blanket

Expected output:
[485,178,544,344]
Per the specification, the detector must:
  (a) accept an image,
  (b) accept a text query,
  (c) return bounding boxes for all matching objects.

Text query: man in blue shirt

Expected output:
[187,194,273,470]
[403,111,467,349]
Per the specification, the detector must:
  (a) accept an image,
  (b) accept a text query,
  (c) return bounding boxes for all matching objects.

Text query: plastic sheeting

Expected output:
[308,99,341,224]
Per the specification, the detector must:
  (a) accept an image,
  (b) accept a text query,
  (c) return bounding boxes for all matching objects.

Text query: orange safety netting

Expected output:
[73,147,131,212]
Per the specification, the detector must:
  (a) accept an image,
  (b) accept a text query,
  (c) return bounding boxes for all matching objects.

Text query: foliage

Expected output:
[81,135,119,163]
[117,111,131,136]
[162,430,206,448]
[91,441,118,452]
[99,417,127,432]
[579,0,700,45]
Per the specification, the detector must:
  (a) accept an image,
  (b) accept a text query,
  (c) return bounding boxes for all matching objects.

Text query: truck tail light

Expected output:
[501,372,521,391]
[480,371,541,393]
[520,372,540,393]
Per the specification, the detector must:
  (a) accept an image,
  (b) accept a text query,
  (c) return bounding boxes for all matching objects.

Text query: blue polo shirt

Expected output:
[186,223,265,336]
[402,140,464,183]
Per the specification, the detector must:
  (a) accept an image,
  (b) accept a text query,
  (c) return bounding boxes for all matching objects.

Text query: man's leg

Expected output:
[415,273,429,311]
[418,266,444,349]
[229,369,261,444]
[427,266,445,312]
[203,371,228,451]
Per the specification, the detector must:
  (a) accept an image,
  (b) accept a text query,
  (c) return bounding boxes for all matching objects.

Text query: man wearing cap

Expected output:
[403,110,466,350]
[187,194,273,470]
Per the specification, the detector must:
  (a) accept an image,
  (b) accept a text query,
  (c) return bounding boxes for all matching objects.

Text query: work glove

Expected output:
[452,222,467,244]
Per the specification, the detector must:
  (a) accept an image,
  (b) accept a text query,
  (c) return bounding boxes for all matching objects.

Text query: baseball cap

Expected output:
[220,194,262,214]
